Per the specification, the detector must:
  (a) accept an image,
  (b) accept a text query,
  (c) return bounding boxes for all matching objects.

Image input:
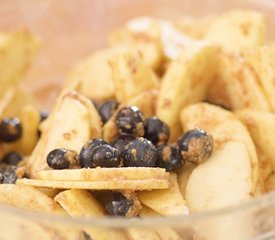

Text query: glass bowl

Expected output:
[0,0,275,239]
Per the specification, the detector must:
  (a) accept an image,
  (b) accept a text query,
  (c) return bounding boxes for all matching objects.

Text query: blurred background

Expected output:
[0,0,274,110]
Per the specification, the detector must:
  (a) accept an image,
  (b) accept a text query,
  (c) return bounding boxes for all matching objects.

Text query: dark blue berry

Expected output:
[0,166,18,184]
[121,138,157,167]
[116,106,145,137]
[177,128,213,164]
[157,144,182,172]
[112,135,135,154]
[98,100,119,124]
[0,172,4,184]
[144,117,170,145]
[47,148,79,169]
[80,139,107,168]
[106,192,133,217]
[0,118,22,142]
[2,151,22,165]
[3,168,17,184]
[91,144,121,168]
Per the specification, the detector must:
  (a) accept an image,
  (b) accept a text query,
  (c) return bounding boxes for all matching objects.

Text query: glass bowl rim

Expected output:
[1,189,275,228]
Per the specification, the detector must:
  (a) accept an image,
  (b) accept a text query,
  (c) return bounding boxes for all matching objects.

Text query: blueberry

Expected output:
[157,144,182,172]
[121,138,157,167]
[98,100,119,124]
[116,106,145,137]
[47,148,79,169]
[80,138,107,168]
[0,166,18,184]
[40,111,48,122]
[0,118,22,143]
[0,172,4,184]
[3,168,17,184]
[106,192,133,217]
[91,144,121,168]
[177,128,213,164]
[112,135,135,154]
[144,117,170,145]
[2,151,22,165]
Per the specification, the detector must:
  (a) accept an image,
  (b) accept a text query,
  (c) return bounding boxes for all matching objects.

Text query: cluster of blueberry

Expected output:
[0,118,24,184]
[0,113,48,184]
[47,100,214,173]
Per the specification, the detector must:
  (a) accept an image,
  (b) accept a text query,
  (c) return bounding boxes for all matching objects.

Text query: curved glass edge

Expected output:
[0,190,275,228]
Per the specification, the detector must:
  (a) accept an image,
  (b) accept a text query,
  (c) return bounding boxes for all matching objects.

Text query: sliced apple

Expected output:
[138,173,189,216]
[65,47,122,101]
[256,148,272,181]
[236,109,275,174]
[37,167,169,181]
[17,105,40,155]
[156,45,217,141]
[28,90,102,177]
[177,162,196,198]
[102,105,123,143]
[242,45,275,113]
[205,10,265,52]
[265,174,275,193]
[186,141,253,211]
[54,189,128,240]
[127,89,158,117]
[206,52,270,111]
[0,30,40,97]
[180,103,260,193]
[139,205,183,240]
[186,141,253,240]
[17,178,169,191]
[0,184,64,214]
[109,17,163,70]
[109,48,159,103]
[0,85,36,118]
[0,216,86,240]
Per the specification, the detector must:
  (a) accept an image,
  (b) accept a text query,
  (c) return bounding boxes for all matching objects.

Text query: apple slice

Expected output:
[17,105,40,155]
[177,162,196,198]
[236,109,275,176]
[109,17,162,71]
[54,189,128,240]
[186,141,253,211]
[205,10,265,52]
[127,89,158,117]
[265,174,275,192]
[242,45,275,113]
[206,52,270,111]
[65,47,123,101]
[0,30,39,97]
[37,167,168,181]
[28,90,102,177]
[156,45,217,141]
[109,48,159,103]
[0,184,64,214]
[17,178,169,191]
[139,205,183,240]
[138,173,189,216]
[186,141,254,240]
[180,103,260,193]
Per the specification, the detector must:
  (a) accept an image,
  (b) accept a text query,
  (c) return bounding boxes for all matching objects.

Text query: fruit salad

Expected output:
[0,9,274,240]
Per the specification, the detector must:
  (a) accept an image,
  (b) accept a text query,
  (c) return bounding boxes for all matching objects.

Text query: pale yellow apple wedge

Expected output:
[138,173,189,216]
[156,45,217,141]
[54,189,128,240]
